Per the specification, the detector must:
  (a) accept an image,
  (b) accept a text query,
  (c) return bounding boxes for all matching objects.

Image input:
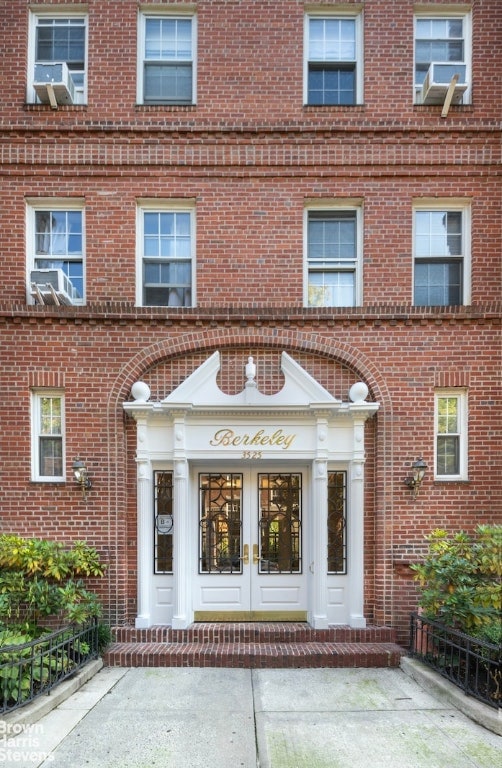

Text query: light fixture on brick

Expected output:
[72,458,92,500]
[404,457,427,499]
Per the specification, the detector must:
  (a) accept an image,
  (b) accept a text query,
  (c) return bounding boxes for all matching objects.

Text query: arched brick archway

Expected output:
[104,328,395,627]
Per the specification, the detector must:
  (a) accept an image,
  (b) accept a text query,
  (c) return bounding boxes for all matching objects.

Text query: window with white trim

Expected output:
[413,202,470,306]
[28,12,87,105]
[305,12,363,105]
[27,201,85,305]
[138,12,196,104]
[414,12,471,104]
[137,202,195,307]
[435,390,468,480]
[305,205,362,307]
[31,391,65,481]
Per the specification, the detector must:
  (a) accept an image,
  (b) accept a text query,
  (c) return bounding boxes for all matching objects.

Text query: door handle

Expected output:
[252,544,259,565]
[241,544,249,565]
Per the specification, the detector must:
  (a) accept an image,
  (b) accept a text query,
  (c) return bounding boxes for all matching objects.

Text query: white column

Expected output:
[172,414,191,628]
[348,419,367,628]
[309,414,329,629]
[310,457,329,628]
[135,455,152,628]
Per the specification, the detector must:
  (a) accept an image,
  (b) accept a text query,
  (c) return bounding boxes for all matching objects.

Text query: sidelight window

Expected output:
[154,471,174,574]
[327,471,347,573]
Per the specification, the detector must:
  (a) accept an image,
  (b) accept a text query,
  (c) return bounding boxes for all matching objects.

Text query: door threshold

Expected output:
[194,611,308,622]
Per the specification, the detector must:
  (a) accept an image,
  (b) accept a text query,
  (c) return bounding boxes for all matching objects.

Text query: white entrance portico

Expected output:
[124,352,378,629]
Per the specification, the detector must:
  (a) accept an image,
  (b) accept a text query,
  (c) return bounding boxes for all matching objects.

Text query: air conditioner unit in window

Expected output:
[33,62,75,107]
[30,269,79,306]
[420,63,467,106]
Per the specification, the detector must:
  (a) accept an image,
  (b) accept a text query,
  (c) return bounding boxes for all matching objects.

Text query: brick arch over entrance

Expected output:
[108,328,392,407]
[105,328,395,628]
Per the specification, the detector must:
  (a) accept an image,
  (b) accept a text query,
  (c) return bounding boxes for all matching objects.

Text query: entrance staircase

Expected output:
[104,623,404,669]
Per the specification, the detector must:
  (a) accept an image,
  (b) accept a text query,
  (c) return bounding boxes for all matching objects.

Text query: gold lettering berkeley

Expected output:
[209,428,296,450]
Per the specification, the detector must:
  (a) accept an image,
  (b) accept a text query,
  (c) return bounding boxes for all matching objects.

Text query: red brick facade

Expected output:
[0,0,501,644]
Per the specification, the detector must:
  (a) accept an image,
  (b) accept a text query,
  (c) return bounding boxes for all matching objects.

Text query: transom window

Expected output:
[140,14,196,104]
[31,391,65,481]
[306,208,361,307]
[413,204,470,306]
[138,204,195,307]
[29,14,87,104]
[435,390,468,480]
[305,15,361,105]
[414,14,470,103]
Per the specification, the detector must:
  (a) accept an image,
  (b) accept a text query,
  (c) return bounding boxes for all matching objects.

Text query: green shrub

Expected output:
[411,525,502,639]
[0,624,97,709]
[0,535,105,629]
[97,623,113,653]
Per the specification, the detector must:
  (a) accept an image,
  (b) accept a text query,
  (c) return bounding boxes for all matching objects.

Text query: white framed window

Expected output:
[304,202,363,307]
[413,200,471,306]
[136,200,196,307]
[31,391,65,481]
[414,11,471,104]
[26,199,85,305]
[304,11,363,105]
[434,389,468,480]
[138,11,197,104]
[27,11,88,105]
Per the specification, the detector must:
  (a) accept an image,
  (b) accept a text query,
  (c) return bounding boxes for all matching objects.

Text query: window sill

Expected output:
[413,103,473,111]
[303,104,365,110]
[30,479,66,484]
[135,103,196,110]
[433,478,470,484]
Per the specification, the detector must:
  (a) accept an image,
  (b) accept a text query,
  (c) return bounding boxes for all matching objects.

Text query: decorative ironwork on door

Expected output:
[199,473,243,573]
[258,473,302,573]
[154,471,174,574]
[327,471,347,574]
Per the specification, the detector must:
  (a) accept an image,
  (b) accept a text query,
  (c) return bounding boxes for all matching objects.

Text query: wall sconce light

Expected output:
[72,458,92,499]
[404,457,427,499]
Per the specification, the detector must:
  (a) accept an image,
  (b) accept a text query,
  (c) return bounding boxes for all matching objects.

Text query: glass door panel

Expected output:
[258,473,302,574]
[194,468,307,620]
[199,473,243,573]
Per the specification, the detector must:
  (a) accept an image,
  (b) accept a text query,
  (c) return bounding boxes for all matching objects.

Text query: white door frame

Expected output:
[124,352,378,629]
[192,465,309,620]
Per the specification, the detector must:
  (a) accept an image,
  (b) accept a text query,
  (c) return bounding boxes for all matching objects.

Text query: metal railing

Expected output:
[409,612,501,709]
[0,620,99,715]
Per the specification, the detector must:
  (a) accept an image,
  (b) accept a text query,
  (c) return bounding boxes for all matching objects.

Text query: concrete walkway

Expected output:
[1,663,500,768]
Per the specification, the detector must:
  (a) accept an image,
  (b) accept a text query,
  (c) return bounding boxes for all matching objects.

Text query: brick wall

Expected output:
[0,0,500,643]
[1,0,501,124]
[1,314,500,640]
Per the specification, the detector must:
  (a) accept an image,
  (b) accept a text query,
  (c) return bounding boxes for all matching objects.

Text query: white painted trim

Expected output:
[125,352,378,627]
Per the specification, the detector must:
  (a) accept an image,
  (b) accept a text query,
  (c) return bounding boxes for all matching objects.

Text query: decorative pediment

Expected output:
[161,351,339,408]
[125,351,377,424]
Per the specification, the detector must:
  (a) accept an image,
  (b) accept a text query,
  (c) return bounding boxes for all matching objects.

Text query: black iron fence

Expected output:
[0,620,99,715]
[409,612,501,709]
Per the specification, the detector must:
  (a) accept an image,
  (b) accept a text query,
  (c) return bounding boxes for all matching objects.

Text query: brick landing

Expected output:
[104,623,404,669]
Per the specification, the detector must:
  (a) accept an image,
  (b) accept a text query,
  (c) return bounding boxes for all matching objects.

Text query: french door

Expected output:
[194,468,308,620]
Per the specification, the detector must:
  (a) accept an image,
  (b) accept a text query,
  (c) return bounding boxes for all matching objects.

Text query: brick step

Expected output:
[103,641,404,669]
[111,623,397,645]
